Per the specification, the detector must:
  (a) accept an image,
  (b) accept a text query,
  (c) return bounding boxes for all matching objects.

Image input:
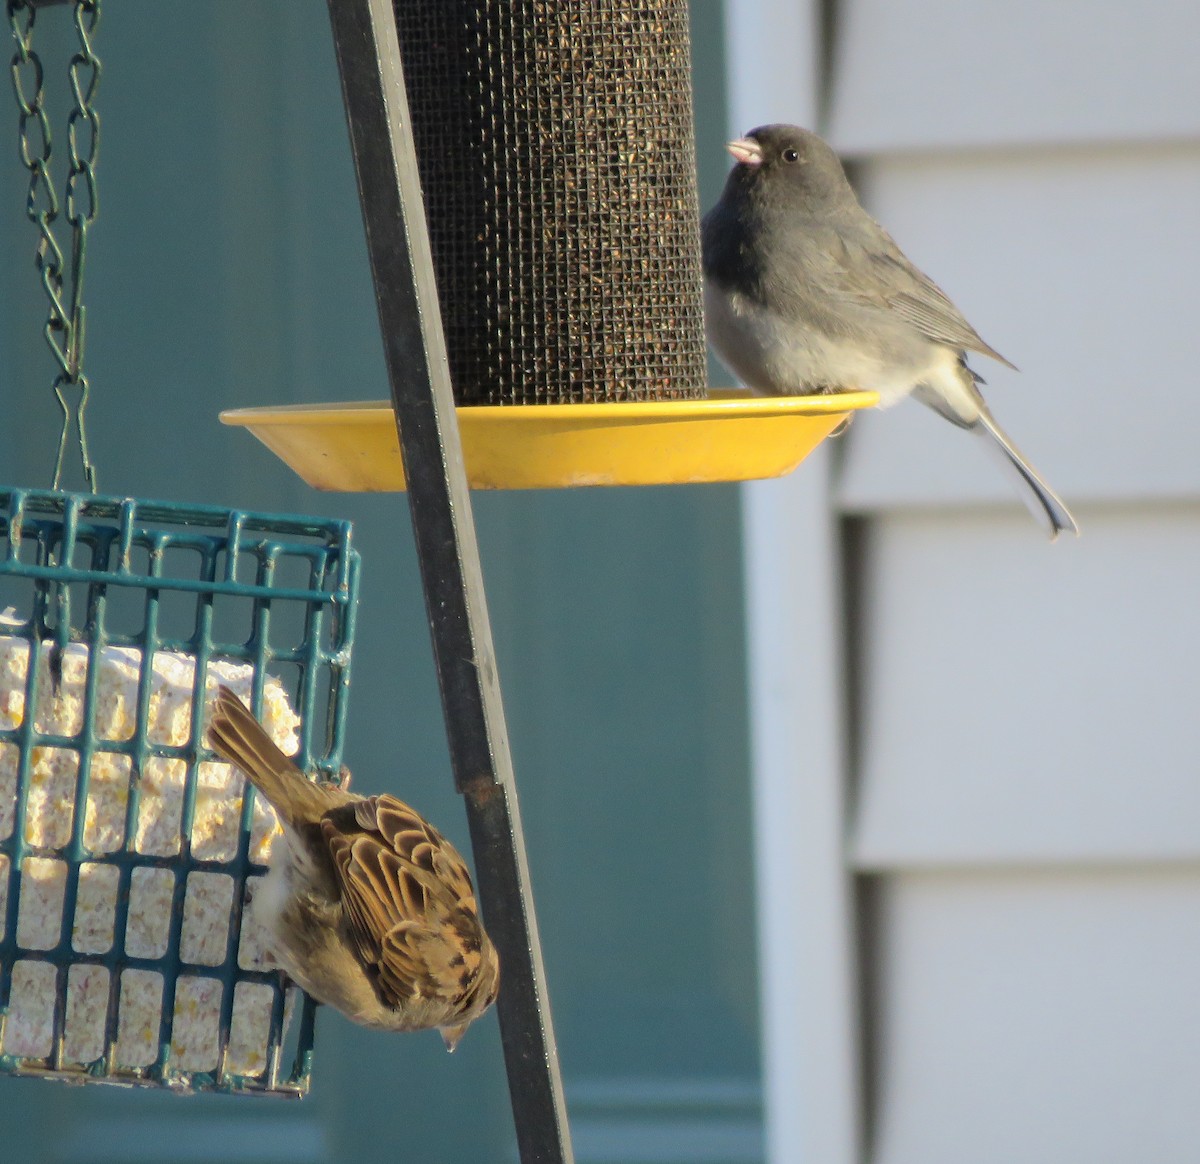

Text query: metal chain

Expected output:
[8,0,100,492]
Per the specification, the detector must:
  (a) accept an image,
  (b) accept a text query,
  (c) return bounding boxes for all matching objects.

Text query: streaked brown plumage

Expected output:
[207,685,498,1050]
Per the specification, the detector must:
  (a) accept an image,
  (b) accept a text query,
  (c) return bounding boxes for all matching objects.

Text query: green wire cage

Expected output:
[0,487,359,1095]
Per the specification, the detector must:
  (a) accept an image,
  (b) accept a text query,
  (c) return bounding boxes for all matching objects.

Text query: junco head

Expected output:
[701,123,1077,539]
[207,685,499,1051]
[716,125,857,214]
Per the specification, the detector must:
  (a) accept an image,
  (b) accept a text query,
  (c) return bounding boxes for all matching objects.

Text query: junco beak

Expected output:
[725,137,763,167]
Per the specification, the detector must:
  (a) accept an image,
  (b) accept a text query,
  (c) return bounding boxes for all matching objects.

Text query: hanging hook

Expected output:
[51,373,97,492]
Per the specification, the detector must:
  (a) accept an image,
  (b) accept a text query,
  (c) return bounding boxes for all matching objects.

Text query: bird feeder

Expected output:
[2,0,359,1096]
[222,0,877,490]
[0,488,360,1094]
[223,3,875,1159]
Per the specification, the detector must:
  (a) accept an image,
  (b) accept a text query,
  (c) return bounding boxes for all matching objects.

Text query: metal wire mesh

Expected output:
[0,487,360,1095]
[394,0,708,405]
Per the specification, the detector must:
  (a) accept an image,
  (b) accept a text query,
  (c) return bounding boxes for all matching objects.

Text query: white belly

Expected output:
[704,281,954,408]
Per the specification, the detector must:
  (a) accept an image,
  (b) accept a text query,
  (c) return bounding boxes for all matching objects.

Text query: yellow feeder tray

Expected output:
[219,389,879,491]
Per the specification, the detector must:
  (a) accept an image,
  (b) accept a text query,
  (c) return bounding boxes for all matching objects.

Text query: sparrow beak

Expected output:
[726,137,763,167]
[440,1022,469,1053]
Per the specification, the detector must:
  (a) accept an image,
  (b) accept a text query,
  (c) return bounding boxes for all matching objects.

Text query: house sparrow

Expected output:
[702,123,1078,539]
[207,685,499,1051]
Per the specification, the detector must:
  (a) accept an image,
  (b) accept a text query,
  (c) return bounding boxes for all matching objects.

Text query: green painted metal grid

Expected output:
[0,487,360,1095]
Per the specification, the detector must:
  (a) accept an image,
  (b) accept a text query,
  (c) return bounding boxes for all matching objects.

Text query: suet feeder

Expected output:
[0,488,360,1094]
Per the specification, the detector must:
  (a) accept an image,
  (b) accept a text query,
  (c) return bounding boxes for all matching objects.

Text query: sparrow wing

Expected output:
[323,794,490,1011]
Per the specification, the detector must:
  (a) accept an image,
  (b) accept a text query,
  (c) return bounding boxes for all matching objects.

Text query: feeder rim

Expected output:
[220,390,880,425]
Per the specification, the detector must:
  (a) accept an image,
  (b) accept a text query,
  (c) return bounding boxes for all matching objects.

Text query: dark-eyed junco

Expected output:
[702,124,1078,539]
[207,685,499,1050]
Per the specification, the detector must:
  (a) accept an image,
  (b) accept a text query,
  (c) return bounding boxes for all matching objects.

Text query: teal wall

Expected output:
[0,3,758,1161]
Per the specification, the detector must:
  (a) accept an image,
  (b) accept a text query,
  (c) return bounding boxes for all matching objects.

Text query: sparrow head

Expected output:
[720,124,856,215]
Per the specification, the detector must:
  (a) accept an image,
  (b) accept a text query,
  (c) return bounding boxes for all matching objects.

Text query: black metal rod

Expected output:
[324,2,573,1162]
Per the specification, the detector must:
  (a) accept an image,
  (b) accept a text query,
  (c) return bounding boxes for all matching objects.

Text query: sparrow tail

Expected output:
[972,410,1079,541]
[208,685,334,827]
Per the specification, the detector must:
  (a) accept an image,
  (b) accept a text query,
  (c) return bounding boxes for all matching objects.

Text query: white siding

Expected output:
[851,508,1200,867]
[869,871,1200,1164]
[732,3,1200,1163]
[828,0,1200,152]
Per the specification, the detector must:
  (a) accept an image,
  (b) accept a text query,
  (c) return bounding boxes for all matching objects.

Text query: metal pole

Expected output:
[324,3,573,1162]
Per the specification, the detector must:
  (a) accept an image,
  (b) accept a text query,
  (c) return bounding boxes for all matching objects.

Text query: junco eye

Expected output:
[782,148,800,163]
